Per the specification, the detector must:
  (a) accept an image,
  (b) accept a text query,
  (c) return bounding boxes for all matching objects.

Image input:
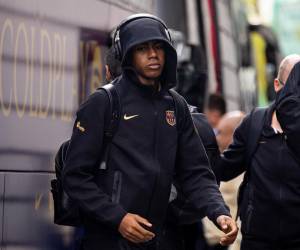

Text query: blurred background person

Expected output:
[216,111,245,153]
[205,94,227,133]
[105,46,122,82]
[202,111,245,250]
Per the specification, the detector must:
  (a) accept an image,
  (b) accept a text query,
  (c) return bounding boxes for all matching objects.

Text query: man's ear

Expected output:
[105,65,112,82]
[274,78,282,93]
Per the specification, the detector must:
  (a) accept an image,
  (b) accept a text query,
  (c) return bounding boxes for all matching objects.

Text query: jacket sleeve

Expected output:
[174,101,230,225]
[191,113,221,179]
[276,98,300,161]
[213,114,250,182]
[61,91,127,230]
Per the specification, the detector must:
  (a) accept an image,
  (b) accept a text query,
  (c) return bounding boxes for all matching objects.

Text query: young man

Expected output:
[104,44,224,250]
[62,14,237,250]
[214,54,300,250]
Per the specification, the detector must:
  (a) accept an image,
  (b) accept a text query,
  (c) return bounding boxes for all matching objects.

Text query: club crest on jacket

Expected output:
[166,110,176,126]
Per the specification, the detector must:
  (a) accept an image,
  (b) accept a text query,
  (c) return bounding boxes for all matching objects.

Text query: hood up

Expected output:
[119,17,177,88]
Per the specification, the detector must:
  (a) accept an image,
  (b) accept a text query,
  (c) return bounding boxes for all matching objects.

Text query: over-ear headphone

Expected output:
[113,13,172,60]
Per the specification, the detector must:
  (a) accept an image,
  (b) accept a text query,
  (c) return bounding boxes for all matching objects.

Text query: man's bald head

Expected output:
[277,54,300,85]
[216,111,245,152]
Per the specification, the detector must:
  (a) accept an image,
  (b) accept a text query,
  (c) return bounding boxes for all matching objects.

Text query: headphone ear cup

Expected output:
[164,28,172,43]
[113,29,122,60]
[114,40,121,60]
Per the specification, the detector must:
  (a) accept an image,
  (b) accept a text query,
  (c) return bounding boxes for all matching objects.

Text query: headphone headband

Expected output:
[113,13,172,60]
[116,13,169,34]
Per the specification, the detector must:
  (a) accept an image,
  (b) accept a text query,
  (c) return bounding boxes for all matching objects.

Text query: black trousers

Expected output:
[80,234,159,250]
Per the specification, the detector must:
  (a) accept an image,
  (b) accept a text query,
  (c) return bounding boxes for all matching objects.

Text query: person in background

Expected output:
[205,94,226,133]
[105,46,122,82]
[216,111,245,153]
[214,54,300,250]
[202,111,245,250]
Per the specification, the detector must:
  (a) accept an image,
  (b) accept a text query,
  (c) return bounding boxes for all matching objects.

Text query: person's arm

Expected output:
[62,91,127,230]
[191,112,221,181]
[213,114,250,182]
[276,102,300,161]
[175,102,238,244]
[175,102,228,220]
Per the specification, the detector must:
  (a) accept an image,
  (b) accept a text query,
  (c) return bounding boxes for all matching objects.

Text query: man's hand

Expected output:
[216,215,238,246]
[118,213,155,243]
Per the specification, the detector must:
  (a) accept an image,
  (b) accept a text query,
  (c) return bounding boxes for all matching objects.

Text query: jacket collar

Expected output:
[122,69,168,98]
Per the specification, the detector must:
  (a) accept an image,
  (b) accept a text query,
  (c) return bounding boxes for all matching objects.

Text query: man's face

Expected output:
[132,40,165,85]
[216,114,244,152]
[205,109,223,129]
[216,122,232,153]
[275,55,300,92]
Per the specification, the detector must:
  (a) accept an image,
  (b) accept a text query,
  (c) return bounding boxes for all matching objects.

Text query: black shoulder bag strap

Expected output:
[97,82,121,169]
[245,107,268,166]
[168,89,187,133]
[59,82,120,168]
[236,107,268,219]
[99,82,121,138]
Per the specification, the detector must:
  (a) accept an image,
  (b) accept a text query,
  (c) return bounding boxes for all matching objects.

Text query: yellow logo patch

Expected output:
[76,121,85,132]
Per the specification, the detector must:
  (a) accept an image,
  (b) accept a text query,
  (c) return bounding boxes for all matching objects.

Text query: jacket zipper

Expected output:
[112,171,122,203]
[246,204,253,233]
[278,133,287,238]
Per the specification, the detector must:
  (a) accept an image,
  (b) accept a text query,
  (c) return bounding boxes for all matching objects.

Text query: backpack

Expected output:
[51,83,120,226]
[236,106,268,219]
[50,85,187,227]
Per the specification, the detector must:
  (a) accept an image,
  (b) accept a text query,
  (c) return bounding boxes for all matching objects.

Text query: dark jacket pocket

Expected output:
[112,171,122,203]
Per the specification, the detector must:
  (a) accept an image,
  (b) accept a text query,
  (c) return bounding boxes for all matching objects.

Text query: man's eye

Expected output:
[155,44,163,50]
[136,46,147,51]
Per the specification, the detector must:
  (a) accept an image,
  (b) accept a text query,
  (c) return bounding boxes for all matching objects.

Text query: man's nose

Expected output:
[148,46,158,57]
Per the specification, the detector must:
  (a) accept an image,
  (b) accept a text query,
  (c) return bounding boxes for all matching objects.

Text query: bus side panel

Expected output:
[2,172,74,250]
[0,174,4,248]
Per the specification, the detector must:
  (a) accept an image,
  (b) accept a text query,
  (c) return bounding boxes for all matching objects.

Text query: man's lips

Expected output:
[147,64,161,69]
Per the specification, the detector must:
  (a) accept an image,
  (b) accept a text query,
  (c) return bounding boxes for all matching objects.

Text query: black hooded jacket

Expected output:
[62,16,229,246]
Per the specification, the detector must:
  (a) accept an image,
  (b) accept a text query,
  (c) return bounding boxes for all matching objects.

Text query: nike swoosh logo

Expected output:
[124,114,139,120]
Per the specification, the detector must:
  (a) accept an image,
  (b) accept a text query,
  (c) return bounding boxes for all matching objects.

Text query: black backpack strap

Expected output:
[55,140,71,179]
[98,82,121,139]
[169,89,187,133]
[236,107,267,219]
[96,82,121,169]
[245,107,268,167]
[59,82,120,167]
